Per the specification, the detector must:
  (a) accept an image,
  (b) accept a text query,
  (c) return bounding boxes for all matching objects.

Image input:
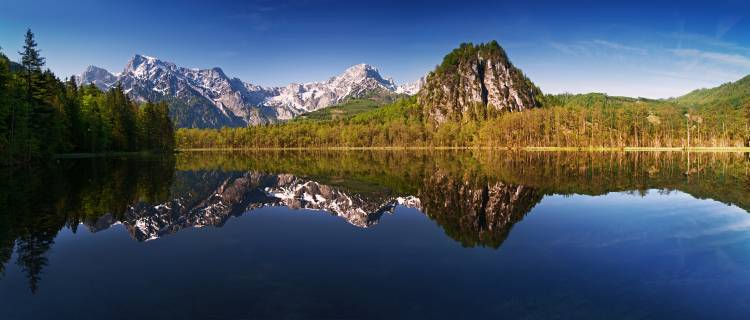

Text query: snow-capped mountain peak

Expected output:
[123,54,179,79]
[395,75,426,95]
[329,63,396,89]
[264,63,401,118]
[78,57,419,128]
[75,65,117,90]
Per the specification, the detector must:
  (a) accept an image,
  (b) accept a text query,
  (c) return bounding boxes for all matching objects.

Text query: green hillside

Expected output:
[673,75,750,109]
[297,99,383,121]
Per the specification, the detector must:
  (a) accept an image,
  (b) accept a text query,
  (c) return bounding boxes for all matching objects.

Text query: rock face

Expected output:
[77,57,414,128]
[418,41,542,124]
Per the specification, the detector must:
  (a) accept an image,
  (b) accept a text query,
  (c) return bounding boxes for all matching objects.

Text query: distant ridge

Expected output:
[673,74,750,109]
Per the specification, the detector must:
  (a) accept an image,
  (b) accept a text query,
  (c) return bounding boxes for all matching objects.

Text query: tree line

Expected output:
[176,92,750,149]
[0,29,175,164]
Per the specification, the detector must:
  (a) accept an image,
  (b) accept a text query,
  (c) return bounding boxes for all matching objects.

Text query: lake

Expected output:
[1,151,750,319]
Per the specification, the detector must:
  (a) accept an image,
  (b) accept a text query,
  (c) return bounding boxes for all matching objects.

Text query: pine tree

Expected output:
[19,29,46,105]
[66,77,83,151]
[0,47,10,157]
[17,29,53,159]
[41,69,66,154]
[105,85,138,151]
[139,101,157,149]
[156,101,175,151]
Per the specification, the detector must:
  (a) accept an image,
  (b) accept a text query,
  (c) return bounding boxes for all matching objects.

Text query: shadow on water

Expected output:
[2,150,750,293]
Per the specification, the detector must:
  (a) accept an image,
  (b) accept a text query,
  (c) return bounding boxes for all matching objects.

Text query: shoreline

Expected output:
[50,146,750,158]
[53,151,172,158]
[176,146,750,152]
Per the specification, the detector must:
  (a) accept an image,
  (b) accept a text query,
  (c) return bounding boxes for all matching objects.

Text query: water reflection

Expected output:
[1,150,749,293]
[116,171,412,241]
[0,156,175,293]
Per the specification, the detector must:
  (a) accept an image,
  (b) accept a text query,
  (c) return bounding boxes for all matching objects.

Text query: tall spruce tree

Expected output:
[63,77,82,151]
[17,29,45,159]
[19,29,46,105]
[0,47,10,156]
[18,29,67,158]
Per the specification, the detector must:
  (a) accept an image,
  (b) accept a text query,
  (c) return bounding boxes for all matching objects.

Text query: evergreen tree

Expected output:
[139,101,159,150]
[138,100,174,151]
[39,69,66,154]
[0,48,10,156]
[157,101,175,151]
[63,77,82,151]
[105,85,138,151]
[19,29,46,105]
[17,29,53,159]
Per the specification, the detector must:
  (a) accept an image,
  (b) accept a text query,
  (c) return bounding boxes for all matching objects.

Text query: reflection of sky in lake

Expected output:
[2,189,750,319]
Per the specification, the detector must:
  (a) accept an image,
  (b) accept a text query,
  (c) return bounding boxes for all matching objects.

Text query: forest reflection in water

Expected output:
[1,150,750,294]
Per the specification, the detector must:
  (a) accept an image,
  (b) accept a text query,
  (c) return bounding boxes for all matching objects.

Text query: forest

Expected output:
[0,30,175,165]
[176,88,750,149]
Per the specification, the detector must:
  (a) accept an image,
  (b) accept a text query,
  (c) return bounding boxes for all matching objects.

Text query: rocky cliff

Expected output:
[418,41,542,124]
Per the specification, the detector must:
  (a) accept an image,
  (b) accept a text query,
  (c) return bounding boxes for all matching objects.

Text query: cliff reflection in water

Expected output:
[2,150,750,292]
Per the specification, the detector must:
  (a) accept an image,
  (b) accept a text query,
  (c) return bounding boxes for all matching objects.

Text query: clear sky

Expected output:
[1,0,748,98]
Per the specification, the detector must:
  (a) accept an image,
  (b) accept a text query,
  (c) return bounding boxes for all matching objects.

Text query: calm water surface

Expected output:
[1,151,750,319]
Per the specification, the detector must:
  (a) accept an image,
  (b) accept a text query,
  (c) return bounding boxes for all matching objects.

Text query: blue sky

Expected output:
[1,0,748,98]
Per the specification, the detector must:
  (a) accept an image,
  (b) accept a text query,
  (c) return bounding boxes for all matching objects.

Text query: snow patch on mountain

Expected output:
[264,63,400,119]
[75,66,117,90]
[395,75,426,95]
[77,55,419,127]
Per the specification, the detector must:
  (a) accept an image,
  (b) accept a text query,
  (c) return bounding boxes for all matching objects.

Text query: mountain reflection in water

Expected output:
[1,150,749,294]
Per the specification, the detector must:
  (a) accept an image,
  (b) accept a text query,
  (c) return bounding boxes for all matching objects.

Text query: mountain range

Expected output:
[75,42,750,133]
[77,55,422,128]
